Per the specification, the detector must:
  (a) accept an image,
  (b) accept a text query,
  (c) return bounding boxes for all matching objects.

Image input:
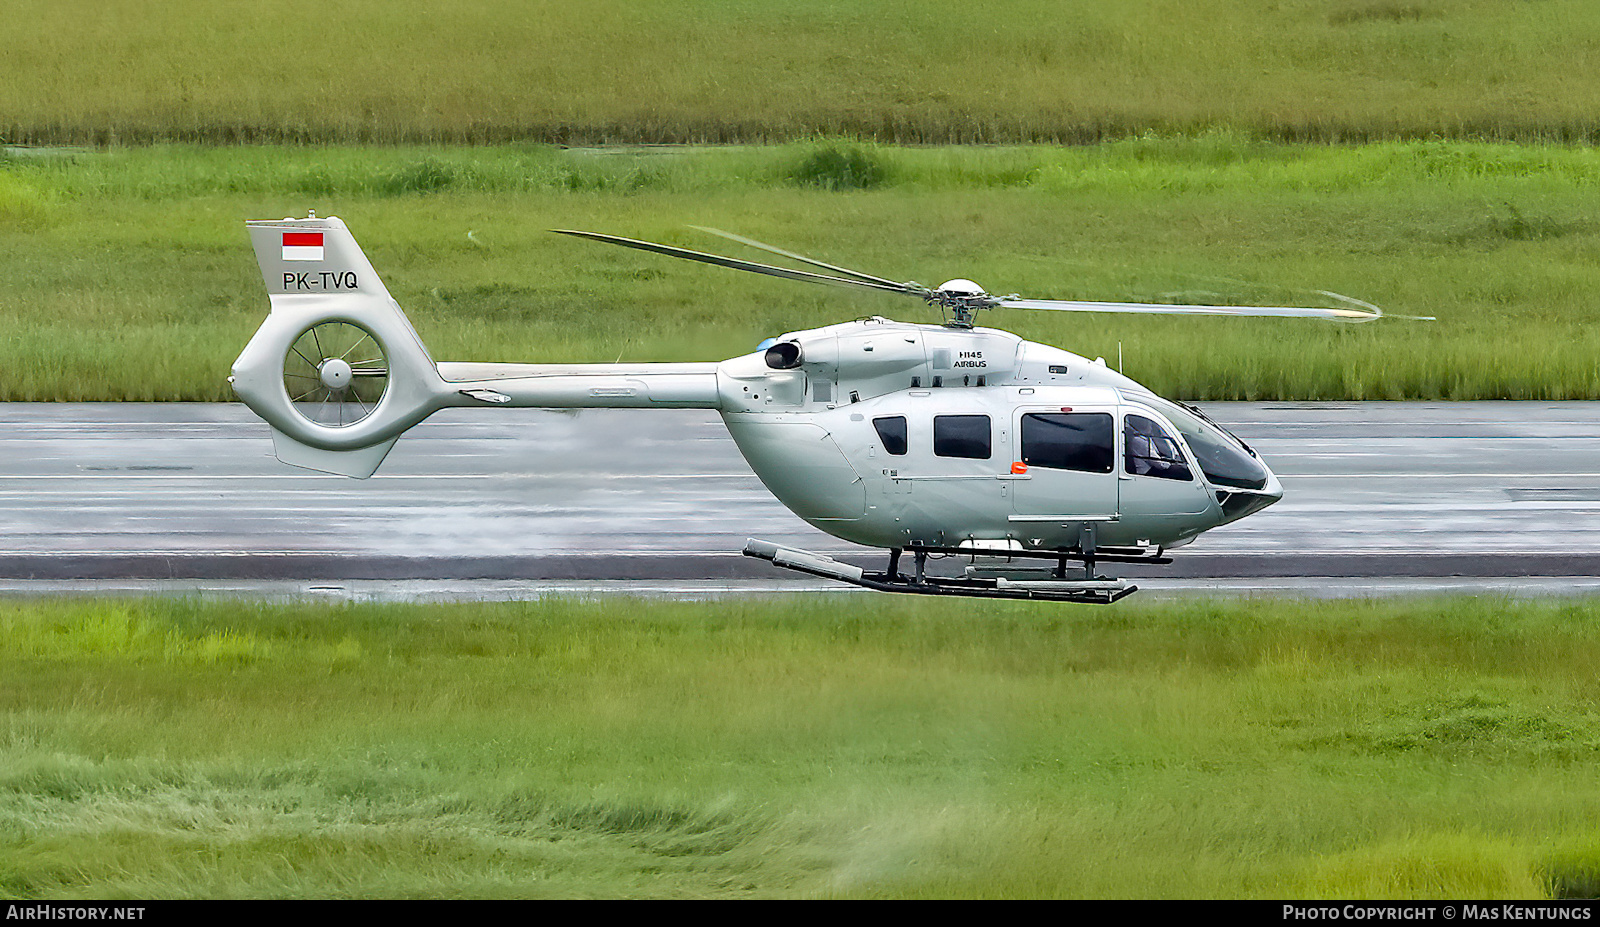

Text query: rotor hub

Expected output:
[318,357,353,391]
[284,321,389,428]
[936,278,985,296]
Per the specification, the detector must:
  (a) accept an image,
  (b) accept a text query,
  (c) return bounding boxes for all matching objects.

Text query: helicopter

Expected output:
[230,215,1401,604]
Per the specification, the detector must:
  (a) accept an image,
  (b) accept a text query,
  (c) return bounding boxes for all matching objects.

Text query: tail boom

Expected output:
[438,363,720,409]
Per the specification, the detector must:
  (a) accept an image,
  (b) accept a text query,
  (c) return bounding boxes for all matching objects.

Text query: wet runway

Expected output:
[3,401,1600,597]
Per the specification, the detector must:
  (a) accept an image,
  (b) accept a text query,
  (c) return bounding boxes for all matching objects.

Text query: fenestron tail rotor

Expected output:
[283,321,389,428]
[553,227,1420,327]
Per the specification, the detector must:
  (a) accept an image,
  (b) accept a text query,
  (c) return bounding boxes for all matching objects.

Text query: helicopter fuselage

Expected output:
[710,316,1281,552]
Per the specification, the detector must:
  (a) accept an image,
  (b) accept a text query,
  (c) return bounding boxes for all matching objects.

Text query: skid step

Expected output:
[743,539,1136,604]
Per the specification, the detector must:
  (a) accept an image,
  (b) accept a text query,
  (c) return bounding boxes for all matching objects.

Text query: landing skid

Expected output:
[743,539,1140,604]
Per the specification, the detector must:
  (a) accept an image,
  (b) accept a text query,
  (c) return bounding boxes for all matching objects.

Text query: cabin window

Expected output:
[933,414,991,459]
[1124,414,1193,481]
[1147,398,1270,490]
[873,416,908,456]
[1020,412,1113,473]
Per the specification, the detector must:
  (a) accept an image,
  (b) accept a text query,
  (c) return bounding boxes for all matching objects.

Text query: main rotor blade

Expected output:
[552,229,920,298]
[689,226,911,290]
[997,296,1392,322]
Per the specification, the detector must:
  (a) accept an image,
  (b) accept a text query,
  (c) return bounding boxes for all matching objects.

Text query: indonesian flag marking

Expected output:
[282,231,324,262]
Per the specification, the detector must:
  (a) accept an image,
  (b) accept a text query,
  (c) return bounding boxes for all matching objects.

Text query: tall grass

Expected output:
[3,594,1600,898]
[7,1,1600,145]
[4,140,1600,401]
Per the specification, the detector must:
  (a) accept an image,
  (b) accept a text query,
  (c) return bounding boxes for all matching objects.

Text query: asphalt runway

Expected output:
[4,401,1600,598]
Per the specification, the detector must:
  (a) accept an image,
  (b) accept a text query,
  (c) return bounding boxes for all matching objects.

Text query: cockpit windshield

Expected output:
[1141,398,1270,490]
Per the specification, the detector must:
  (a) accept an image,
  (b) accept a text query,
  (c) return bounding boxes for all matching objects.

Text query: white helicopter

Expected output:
[231,215,1396,603]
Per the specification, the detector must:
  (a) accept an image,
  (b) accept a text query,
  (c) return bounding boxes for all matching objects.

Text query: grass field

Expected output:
[5,139,1600,401]
[3,593,1600,899]
[7,1,1600,145]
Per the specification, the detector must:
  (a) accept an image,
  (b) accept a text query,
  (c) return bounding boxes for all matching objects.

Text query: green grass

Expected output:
[6,139,1600,400]
[8,1,1600,145]
[4,594,1600,898]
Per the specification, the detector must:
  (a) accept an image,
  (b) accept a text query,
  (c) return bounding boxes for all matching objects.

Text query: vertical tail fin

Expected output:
[232,216,450,477]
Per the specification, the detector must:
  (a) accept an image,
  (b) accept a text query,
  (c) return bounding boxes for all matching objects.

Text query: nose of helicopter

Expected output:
[1261,467,1285,508]
[1216,465,1283,525]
